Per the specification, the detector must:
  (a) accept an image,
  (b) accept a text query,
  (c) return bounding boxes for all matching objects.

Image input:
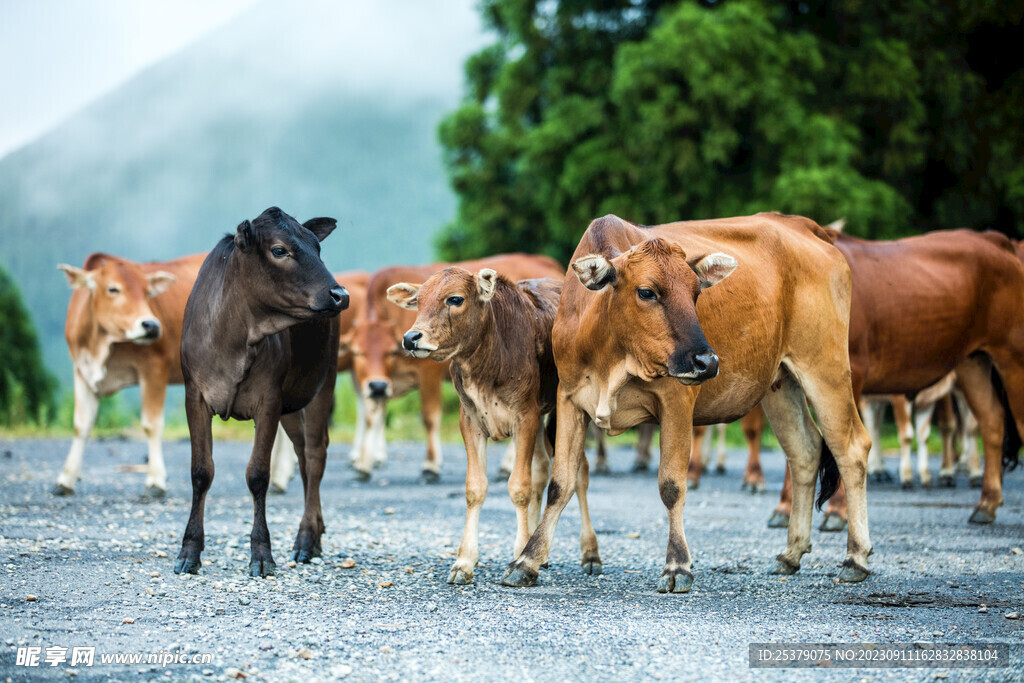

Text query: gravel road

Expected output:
[0,437,1021,682]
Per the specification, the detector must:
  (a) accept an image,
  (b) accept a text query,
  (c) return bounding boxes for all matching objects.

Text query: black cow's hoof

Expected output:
[290,548,316,564]
[143,485,166,499]
[969,475,983,489]
[715,464,726,475]
[420,470,440,485]
[501,563,538,587]
[248,559,277,578]
[770,557,799,575]
[593,462,612,476]
[900,480,914,490]
[819,513,847,533]
[968,507,995,525]
[656,568,693,593]
[838,560,869,583]
[767,511,790,528]
[173,556,201,575]
[51,483,74,497]
[581,559,602,576]
[938,475,955,488]
[353,470,372,483]
[631,461,649,473]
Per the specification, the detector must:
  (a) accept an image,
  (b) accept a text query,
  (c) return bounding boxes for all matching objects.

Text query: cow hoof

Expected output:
[968,507,996,525]
[51,483,74,497]
[173,557,201,575]
[631,461,649,473]
[448,567,473,585]
[819,513,847,533]
[593,462,611,476]
[687,478,699,491]
[248,559,277,578]
[838,560,869,583]
[770,558,799,576]
[353,470,372,483]
[581,560,602,576]
[869,470,893,484]
[495,467,512,482]
[745,480,765,494]
[715,464,726,475]
[501,563,538,587]
[969,475,983,489]
[269,482,287,495]
[290,548,318,564]
[938,475,955,488]
[143,485,166,499]
[900,480,914,490]
[420,470,440,485]
[656,569,693,593]
[919,478,932,489]
[767,511,790,528]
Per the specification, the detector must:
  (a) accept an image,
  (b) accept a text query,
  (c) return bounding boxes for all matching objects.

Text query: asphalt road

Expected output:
[0,437,1022,682]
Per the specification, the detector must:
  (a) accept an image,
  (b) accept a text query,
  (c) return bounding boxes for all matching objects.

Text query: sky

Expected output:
[0,0,259,159]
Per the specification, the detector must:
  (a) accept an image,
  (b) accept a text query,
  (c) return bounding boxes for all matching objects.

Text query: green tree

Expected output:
[0,265,56,426]
[439,0,1024,263]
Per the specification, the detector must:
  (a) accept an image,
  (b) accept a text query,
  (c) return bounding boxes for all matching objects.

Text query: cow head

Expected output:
[571,238,736,385]
[348,319,403,400]
[232,207,348,321]
[386,266,497,362]
[58,257,176,344]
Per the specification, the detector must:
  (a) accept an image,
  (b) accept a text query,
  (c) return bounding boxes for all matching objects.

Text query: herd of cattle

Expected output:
[52,207,1022,592]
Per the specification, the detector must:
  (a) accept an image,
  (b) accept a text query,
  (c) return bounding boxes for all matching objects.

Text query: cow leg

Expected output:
[503,391,588,587]
[138,367,169,497]
[54,371,100,495]
[655,397,697,593]
[244,408,282,577]
[714,422,727,474]
[791,364,872,581]
[292,376,334,563]
[955,391,983,486]
[174,390,214,575]
[508,413,542,559]
[269,423,297,494]
[633,423,655,472]
[575,447,600,575]
[450,410,488,584]
[529,426,552,534]
[769,467,792,528]
[860,399,889,483]
[937,394,957,486]
[419,369,443,483]
[497,439,516,481]
[348,373,367,466]
[912,399,935,488]
[688,425,706,489]
[353,398,386,481]
[742,407,765,493]
[591,424,611,475]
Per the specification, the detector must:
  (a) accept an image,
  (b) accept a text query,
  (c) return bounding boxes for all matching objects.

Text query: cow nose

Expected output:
[330,286,349,310]
[692,350,719,378]
[403,331,423,351]
[141,320,161,339]
[368,381,389,399]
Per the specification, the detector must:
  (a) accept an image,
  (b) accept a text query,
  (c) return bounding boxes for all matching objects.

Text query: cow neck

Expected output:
[584,288,632,429]
[70,292,116,392]
[454,284,530,384]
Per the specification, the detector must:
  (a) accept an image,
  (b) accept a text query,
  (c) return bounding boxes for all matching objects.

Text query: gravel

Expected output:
[0,436,1021,681]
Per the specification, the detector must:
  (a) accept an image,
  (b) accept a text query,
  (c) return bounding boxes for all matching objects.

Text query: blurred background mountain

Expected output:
[0,0,485,381]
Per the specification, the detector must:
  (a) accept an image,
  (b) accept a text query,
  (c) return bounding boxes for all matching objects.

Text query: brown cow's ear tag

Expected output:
[147,271,176,297]
[386,283,420,310]
[572,254,617,291]
[689,252,738,290]
[476,268,498,302]
[57,264,96,291]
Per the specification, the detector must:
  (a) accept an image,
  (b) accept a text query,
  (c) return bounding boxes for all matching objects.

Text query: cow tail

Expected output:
[816,439,840,510]
[992,367,1021,472]
[544,408,558,457]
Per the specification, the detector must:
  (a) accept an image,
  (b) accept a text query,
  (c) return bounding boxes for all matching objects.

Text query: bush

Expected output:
[0,265,56,426]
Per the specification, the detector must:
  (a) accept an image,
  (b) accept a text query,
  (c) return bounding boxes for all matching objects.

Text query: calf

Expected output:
[55,252,205,496]
[174,207,347,577]
[502,213,874,592]
[389,269,581,584]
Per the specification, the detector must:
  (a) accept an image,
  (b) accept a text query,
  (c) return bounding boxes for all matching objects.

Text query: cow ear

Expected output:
[572,254,617,291]
[476,268,498,302]
[146,271,176,297]
[58,264,95,290]
[387,283,420,310]
[234,220,254,253]
[689,252,737,290]
[303,217,337,242]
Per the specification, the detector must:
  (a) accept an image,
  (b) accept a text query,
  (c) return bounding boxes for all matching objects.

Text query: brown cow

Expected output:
[503,213,874,592]
[771,229,1024,528]
[688,406,768,492]
[174,208,347,577]
[269,270,369,493]
[55,252,205,496]
[389,269,580,584]
[345,254,565,482]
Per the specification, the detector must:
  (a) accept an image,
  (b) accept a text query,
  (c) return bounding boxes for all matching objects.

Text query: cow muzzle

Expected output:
[128,318,162,344]
[366,379,393,400]
[401,330,437,359]
[671,350,719,385]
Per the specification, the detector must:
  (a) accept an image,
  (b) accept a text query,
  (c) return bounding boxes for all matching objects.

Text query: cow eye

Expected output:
[270,246,288,258]
[637,288,658,301]
[107,286,121,295]
[446,295,465,307]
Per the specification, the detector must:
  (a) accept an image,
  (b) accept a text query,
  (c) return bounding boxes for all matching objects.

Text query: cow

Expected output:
[345,254,565,482]
[388,269,582,584]
[502,213,874,592]
[55,252,206,497]
[770,228,1024,529]
[174,207,347,577]
[269,270,370,493]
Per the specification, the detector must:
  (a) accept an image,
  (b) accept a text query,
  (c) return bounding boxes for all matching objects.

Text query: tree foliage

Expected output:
[0,265,56,426]
[439,0,1024,263]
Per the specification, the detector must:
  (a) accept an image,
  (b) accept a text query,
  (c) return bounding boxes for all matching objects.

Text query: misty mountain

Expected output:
[0,0,483,381]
